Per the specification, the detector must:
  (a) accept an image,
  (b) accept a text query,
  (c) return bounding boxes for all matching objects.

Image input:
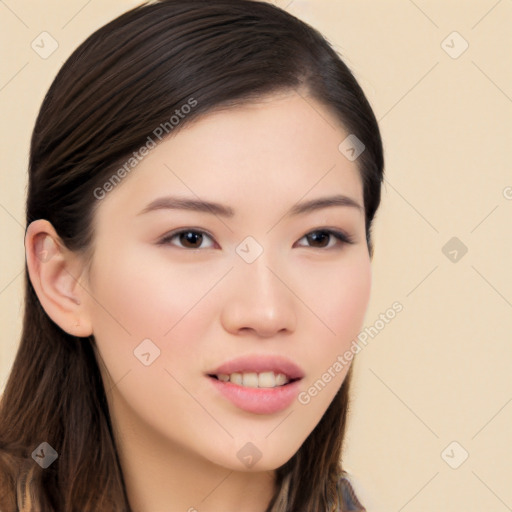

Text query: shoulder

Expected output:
[336,472,367,511]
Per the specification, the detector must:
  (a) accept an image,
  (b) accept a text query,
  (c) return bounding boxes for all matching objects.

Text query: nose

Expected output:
[220,252,297,338]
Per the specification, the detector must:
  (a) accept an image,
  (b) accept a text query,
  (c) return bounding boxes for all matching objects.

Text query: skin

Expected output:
[25,90,372,512]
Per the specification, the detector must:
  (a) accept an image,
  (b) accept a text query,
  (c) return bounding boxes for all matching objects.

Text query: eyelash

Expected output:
[157,228,355,250]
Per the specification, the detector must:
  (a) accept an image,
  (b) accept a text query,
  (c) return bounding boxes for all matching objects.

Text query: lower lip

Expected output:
[208,376,301,414]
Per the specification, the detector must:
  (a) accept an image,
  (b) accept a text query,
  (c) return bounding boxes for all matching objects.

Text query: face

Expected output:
[83,90,372,472]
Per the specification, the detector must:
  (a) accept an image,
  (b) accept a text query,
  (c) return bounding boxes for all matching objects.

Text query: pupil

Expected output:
[308,231,328,247]
[181,231,202,248]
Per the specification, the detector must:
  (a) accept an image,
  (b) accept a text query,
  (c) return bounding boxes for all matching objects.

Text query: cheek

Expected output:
[86,250,214,419]
[293,256,371,425]
[88,246,218,338]
[86,248,220,385]
[305,253,372,348]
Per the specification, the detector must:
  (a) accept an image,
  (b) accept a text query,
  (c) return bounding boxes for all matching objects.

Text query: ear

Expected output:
[25,219,93,337]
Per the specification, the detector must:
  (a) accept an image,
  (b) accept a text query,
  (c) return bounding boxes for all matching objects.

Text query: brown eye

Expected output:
[178,231,203,248]
[158,229,215,249]
[295,229,354,250]
[305,231,330,248]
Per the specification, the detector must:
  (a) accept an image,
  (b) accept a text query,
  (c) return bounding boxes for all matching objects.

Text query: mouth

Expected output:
[205,354,305,414]
[207,372,302,389]
[206,354,305,387]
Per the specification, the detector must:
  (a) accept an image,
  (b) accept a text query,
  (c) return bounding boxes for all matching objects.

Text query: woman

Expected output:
[0,1,384,510]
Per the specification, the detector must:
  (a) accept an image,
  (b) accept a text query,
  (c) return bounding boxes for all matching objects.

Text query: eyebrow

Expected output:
[137,194,363,218]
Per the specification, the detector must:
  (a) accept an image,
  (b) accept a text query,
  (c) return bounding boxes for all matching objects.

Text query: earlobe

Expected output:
[25,219,93,337]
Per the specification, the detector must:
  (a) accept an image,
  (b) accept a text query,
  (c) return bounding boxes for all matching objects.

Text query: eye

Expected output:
[157,228,355,251]
[295,229,355,250]
[157,229,216,249]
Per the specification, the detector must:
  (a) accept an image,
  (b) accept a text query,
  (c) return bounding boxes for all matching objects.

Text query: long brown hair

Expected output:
[0,1,384,510]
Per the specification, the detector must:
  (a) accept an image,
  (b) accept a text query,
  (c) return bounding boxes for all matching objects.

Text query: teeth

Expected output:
[274,373,288,386]
[259,371,278,388]
[230,372,243,386]
[242,372,259,388]
[215,371,291,388]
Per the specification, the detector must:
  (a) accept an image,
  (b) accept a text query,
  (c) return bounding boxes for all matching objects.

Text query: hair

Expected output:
[0,1,384,510]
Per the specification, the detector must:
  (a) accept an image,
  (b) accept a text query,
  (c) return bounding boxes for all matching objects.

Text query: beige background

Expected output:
[1,1,511,510]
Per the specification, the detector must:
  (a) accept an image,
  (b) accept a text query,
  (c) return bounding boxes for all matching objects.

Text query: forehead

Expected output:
[94,91,363,222]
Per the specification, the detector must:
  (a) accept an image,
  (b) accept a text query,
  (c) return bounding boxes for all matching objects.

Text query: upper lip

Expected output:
[208,354,305,380]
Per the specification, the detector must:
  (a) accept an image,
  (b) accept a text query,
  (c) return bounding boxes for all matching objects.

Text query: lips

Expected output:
[206,354,305,414]
[208,377,302,414]
[207,354,305,381]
